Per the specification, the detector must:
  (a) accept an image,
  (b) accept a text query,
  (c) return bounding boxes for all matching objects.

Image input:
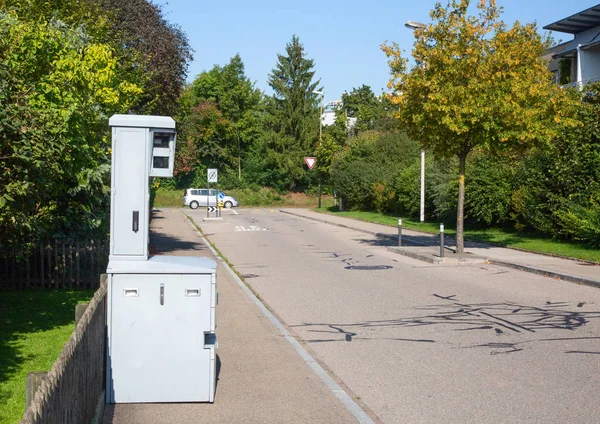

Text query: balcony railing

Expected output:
[561,76,600,89]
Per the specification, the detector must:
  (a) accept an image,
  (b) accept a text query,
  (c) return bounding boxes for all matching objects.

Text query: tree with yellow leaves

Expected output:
[382,0,578,253]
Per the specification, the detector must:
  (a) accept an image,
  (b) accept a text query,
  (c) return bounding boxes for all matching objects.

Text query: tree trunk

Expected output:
[456,153,467,254]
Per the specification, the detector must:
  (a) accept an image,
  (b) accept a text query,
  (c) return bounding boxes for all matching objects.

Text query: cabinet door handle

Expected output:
[123,288,138,297]
[132,211,139,233]
[160,284,164,305]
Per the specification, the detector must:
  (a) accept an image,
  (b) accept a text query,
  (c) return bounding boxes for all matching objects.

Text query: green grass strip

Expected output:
[0,290,94,424]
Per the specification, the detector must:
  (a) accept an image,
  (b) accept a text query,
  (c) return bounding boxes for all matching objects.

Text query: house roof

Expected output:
[546,28,600,62]
[543,4,600,34]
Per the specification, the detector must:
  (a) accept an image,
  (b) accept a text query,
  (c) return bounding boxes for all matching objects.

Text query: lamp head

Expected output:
[405,21,426,30]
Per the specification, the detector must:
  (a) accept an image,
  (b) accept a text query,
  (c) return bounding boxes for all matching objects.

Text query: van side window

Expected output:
[191,190,200,196]
[199,189,209,196]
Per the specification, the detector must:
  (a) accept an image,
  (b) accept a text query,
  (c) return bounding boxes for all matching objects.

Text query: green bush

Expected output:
[394,160,421,217]
[427,157,458,223]
[372,181,395,213]
[331,131,419,212]
[465,154,514,225]
[555,196,600,246]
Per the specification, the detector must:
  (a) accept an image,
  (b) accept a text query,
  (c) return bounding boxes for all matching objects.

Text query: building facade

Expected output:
[544,4,600,88]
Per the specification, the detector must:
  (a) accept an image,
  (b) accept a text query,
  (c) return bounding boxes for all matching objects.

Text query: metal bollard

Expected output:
[440,223,445,258]
[398,218,402,247]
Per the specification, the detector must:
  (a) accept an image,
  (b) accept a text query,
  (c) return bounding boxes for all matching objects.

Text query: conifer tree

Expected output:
[260,35,322,189]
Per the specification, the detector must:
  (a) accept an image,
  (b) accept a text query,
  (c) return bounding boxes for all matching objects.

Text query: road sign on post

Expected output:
[207,169,218,183]
[304,157,316,170]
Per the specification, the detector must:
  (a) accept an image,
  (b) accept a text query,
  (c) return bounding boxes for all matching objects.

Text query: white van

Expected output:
[183,189,239,209]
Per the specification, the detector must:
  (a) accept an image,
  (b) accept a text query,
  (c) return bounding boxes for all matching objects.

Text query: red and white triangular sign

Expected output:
[304,157,316,170]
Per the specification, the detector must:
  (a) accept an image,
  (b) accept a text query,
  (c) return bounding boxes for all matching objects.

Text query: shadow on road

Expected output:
[353,234,496,250]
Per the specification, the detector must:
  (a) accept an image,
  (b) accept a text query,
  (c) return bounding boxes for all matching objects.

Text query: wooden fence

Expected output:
[0,239,109,290]
[21,276,107,424]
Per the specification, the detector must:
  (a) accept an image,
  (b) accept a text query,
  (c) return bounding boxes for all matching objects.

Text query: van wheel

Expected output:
[190,201,199,209]
[224,201,233,209]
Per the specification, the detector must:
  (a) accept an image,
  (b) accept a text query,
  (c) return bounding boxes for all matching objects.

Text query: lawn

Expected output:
[314,207,600,263]
[0,290,94,424]
[155,187,335,209]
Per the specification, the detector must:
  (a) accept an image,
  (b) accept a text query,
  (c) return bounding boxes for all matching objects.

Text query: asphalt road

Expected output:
[189,207,600,423]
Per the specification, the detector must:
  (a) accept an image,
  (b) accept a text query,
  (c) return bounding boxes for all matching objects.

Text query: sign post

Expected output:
[304,157,319,207]
[207,169,218,217]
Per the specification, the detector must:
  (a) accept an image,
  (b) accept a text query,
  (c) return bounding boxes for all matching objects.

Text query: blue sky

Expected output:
[159,0,598,102]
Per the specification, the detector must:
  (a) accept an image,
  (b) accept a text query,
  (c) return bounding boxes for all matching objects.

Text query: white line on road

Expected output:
[234,225,267,232]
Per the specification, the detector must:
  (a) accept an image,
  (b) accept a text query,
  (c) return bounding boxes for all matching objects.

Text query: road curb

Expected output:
[280,209,600,288]
[487,259,600,289]
[387,246,488,264]
[184,212,377,424]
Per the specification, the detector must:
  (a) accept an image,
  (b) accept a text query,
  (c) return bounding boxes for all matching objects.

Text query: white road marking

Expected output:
[235,225,267,232]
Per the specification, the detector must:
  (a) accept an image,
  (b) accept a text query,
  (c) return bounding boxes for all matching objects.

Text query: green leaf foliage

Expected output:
[176,55,263,188]
[0,12,141,253]
[331,131,419,211]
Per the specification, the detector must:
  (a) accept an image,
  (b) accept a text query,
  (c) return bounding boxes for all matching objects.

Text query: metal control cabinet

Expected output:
[106,257,217,403]
[106,115,217,404]
[108,115,176,261]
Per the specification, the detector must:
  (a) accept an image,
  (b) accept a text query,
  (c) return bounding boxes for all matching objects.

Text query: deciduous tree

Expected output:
[190,54,263,179]
[382,0,578,252]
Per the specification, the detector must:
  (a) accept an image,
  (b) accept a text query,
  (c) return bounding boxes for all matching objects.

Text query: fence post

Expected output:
[11,255,16,290]
[62,239,66,289]
[97,239,102,286]
[76,241,80,288]
[75,303,89,325]
[47,243,52,288]
[69,244,73,289]
[54,239,58,288]
[26,371,48,410]
[26,256,30,289]
[89,241,94,289]
[40,243,44,289]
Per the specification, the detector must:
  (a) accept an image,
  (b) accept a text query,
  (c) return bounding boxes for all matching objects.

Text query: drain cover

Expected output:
[344,265,393,270]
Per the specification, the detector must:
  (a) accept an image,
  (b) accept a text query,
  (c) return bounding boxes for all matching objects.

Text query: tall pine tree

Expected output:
[257,35,321,190]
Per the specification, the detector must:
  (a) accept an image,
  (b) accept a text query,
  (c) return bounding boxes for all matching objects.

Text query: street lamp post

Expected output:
[313,90,324,142]
[405,20,427,222]
[312,90,324,208]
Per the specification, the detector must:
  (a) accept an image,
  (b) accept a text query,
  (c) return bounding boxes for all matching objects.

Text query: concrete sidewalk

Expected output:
[103,209,359,424]
[280,208,600,287]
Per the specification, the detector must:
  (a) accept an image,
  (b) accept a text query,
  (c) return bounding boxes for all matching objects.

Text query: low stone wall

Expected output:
[21,275,107,424]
